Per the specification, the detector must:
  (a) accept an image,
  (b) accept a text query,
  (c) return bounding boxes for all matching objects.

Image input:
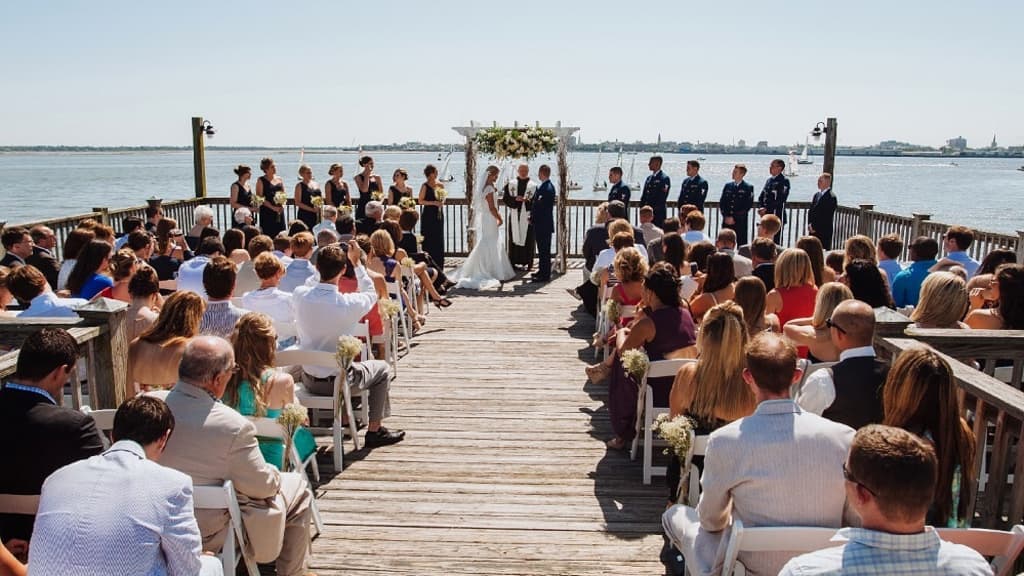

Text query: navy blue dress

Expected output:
[258,176,286,238]
[355,174,378,220]
[297,181,322,229]
[420,184,444,268]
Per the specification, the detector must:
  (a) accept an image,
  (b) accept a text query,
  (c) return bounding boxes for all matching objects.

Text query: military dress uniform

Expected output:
[719,179,755,246]
[639,170,671,227]
[758,173,791,245]
[677,175,709,213]
[607,181,631,205]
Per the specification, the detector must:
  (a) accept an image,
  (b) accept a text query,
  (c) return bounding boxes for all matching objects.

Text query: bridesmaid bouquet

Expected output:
[311,196,324,211]
[400,257,414,269]
[435,187,448,202]
[276,403,308,471]
[371,190,384,201]
[621,349,650,382]
[254,194,265,208]
[338,205,353,217]
[273,191,287,207]
[398,197,417,210]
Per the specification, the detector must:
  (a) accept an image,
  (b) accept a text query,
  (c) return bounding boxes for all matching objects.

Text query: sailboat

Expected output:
[439,146,456,182]
[786,151,799,177]
[797,138,814,165]
[627,153,641,191]
[592,149,607,192]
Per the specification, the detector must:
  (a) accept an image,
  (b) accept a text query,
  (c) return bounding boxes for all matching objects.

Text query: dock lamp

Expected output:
[810,118,838,178]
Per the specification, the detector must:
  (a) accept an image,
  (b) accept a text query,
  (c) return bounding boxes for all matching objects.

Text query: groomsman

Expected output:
[639,156,671,227]
[808,173,837,250]
[757,158,790,245]
[530,165,556,282]
[607,167,630,205]
[719,164,755,246]
[677,160,708,212]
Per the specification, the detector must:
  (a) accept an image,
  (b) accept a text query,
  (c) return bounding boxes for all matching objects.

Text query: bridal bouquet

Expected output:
[621,349,650,382]
[398,196,417,210]
[475,127,559,160]
[276,403,308,470]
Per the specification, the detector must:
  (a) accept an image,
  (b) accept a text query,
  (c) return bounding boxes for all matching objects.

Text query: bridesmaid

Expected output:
[388,169,413,205]
[256,157,286,238]
[418,164,445,268]
[354,155,383,220]
[325,163,351,209]
[294,163,322,229]
[229,165,256,228]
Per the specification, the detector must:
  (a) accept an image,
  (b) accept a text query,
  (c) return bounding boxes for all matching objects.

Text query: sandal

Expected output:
[432,297,453,309]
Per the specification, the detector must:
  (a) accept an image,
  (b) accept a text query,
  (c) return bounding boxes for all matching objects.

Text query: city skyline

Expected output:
[1,1,1020,148]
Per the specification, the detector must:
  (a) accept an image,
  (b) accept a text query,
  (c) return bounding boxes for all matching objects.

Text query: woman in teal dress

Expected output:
[223,312,316,470]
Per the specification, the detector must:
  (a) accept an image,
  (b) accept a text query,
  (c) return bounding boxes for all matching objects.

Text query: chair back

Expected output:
[682,433,711,507]
[192,480,259,576]
[0,494,40,516]
[81,406,118,448]
[276,323,371,367]
[643,358,693,383]
[722,519,840,576]
[792,360,836,398]
[937,525,1024,576]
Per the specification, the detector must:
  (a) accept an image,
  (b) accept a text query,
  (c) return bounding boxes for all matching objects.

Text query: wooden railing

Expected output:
[905,328,1024,389]
[7,197,1023,262]
[878,335,1024,529]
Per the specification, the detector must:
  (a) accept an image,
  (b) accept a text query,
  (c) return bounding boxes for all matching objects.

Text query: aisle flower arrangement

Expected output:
[652,413,697,504]
[335,335,363,414]
[276,403,308,470]
[621,349,650,382]
[475,127,559,160]
[603,299,621,325]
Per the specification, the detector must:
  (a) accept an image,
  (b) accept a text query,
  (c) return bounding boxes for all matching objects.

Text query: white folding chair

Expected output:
[595,282,616,360]
[937,525,1024,576]
[721,519,840,576]
[791,359,837,399]
[631,358,695,485]
[81,406,117,449]
[193,480,259,576]
[372,308,400,375]
[402,262,425,317]
[276,326,371,472]
[385,270,413,352]
[601,303,636,360]
[0,493,40,517]
[681,432,711,507]
[248,417,325,537]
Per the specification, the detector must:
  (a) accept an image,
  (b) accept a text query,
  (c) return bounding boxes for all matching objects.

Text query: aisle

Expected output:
[310,265,666,575]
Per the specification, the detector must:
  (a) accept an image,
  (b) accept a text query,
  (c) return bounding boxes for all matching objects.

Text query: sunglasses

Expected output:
[842,463,875,495]
[825,317,847,335]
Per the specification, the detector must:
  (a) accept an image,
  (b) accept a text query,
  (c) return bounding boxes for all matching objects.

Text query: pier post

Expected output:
[858,204,876,237]
[910,213,931,251]
[91,207,110,227]
[1017,230,1024,264]
[191,117,208,198]
[464,138,476,252]
[76,298,129,409]
[823,118,838,181]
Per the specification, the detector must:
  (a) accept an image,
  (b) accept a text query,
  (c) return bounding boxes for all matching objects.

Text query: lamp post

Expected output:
[191,117,215,198]
[810,117,838,180]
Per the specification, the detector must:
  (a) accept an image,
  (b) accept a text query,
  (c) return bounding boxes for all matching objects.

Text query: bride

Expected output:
[453,165,515,290]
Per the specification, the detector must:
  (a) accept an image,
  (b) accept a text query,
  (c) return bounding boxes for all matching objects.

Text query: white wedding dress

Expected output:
[453,183,515,290]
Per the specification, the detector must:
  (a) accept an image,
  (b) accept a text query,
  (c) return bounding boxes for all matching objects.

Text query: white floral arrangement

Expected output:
[416,234,424,247]
[276,403,308,470]
[435,187,448,202]
[371,190,384,201]
[338,205,353,217]
[603,299,620,325]
[589,267,603,286]
[475,127,559,160]
[336,335,362,366]
[273,191,287,207]
[378,298,400,320]
[311,196,324,211]
[620,349,650,382]
[400,257,414,268]
[254,194,265,208]
[652,413,697,504]
[398,196,417,209]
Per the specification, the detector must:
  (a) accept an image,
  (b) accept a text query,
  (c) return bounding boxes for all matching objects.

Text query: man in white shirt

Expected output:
[29,396,223,576]
[278,232,317,293]
[638,205,663,246]
[292,242,404,447]
[681,210,711,245]
[592,219,649,276]
[715,228,753,278]
[8,265,86,318]
[312,205,339,239]
[936,225,981,278]
[797,300,886,430]
[176,237,224,299]
[233,235,273,297]
[241,252,297,347]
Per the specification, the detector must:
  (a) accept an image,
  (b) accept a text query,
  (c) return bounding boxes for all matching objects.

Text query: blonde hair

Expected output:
[774,248,815,290]
[109,248,138,281]
[845,235,877,267]
[689,302,755,421]
[607,219,632,242]
[289,232,315,258]
[383,206,402,222]
[252,252,284,280]
[732,276,768,335]
[613,247,648,283]
[911,272,968,328]
[226,312,277,416]
[595,202,609,225]
[369,229,396,258]
[812,282,854,328]
[139,291,205,346]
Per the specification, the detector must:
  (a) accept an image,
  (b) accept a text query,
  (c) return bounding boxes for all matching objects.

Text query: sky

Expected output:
[1,0,1021,148]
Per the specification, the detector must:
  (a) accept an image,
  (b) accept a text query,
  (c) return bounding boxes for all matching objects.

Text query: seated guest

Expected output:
[825,249,845,278]
[593,220,649,273]
[25,226,60,289]
[241,252,298,347]
[844,258,895,309]
[590,247,647,352]
[797,299,886,429]
[738,214,782,258]
[796,235,835,287]
[783,282,854,362]
[0,328,105,546]
[638,205,664,245]
[648,217,681,264]
[594,263,697,450]
[689,252,736,323]
[934,225,980,278]
[287,220,309,237]
[766,248,818,357]
[223,313,315,469]
[660,232,699,300]
[145,205,162,234]
[682,211,711,245]
[335,246,388,359]
[909,272,969,329]
[568,203,613,311]
[126,265,162,341]
[604,200,646,245]
[66,239,114,300]
[966,263,1024,330]
[715,228,752,278]
[28,396,223,576]
[357,200,385,236]
[313,204,340,239]
[383,205,402,223]
[233,234,273,297]
[198,256,247,339]
[335,213,356,242]
[97,248,138,301]
[57,228,96,291]
[114,216,143,251]
[293,242,405,447]
[0,227,31,269]
[272,235,293,266]
[222,228,248,266]
[127,228,155,261]
[8,265,86,318]
[397,209,452,293]
[187,205,216,252]
[149,219,188,284]
[278,232,317,293]
[780,425,991,575]
[877,233,904,288]
[686,241,716,276]
[666,303,756,503]
[379,220,450,309]
[843,234,877,269]
[152,337,313,575]
[234,207,254,229]
[882,348,976,527]
[663,333,854,576]
[731,276,780,334]
[129,291,206,393]
[891,236,939,308]
[176,237,224,298]
[749,237,778,291]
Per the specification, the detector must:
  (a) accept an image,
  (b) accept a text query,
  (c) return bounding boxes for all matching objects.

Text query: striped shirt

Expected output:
[198,300,248,340]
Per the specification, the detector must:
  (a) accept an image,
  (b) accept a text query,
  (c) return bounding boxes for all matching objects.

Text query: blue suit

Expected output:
[640,170,671,226]
[677,175,709,212]
[607,182,631,205]
[530,179,556,280]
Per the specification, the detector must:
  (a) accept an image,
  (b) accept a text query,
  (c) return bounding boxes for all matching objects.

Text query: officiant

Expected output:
[502,163,537,270]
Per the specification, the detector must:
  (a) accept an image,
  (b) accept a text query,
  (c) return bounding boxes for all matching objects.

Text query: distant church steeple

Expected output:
[991,134,998,149]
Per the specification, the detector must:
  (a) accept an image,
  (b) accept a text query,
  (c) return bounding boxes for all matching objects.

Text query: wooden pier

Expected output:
[309,264,667,575]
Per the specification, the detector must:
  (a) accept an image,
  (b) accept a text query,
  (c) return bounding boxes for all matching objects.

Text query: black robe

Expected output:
[502,178,536,268]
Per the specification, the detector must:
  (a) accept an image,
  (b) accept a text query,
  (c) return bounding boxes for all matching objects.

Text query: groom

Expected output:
[502,164,537,270]
[530,165,556,282]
